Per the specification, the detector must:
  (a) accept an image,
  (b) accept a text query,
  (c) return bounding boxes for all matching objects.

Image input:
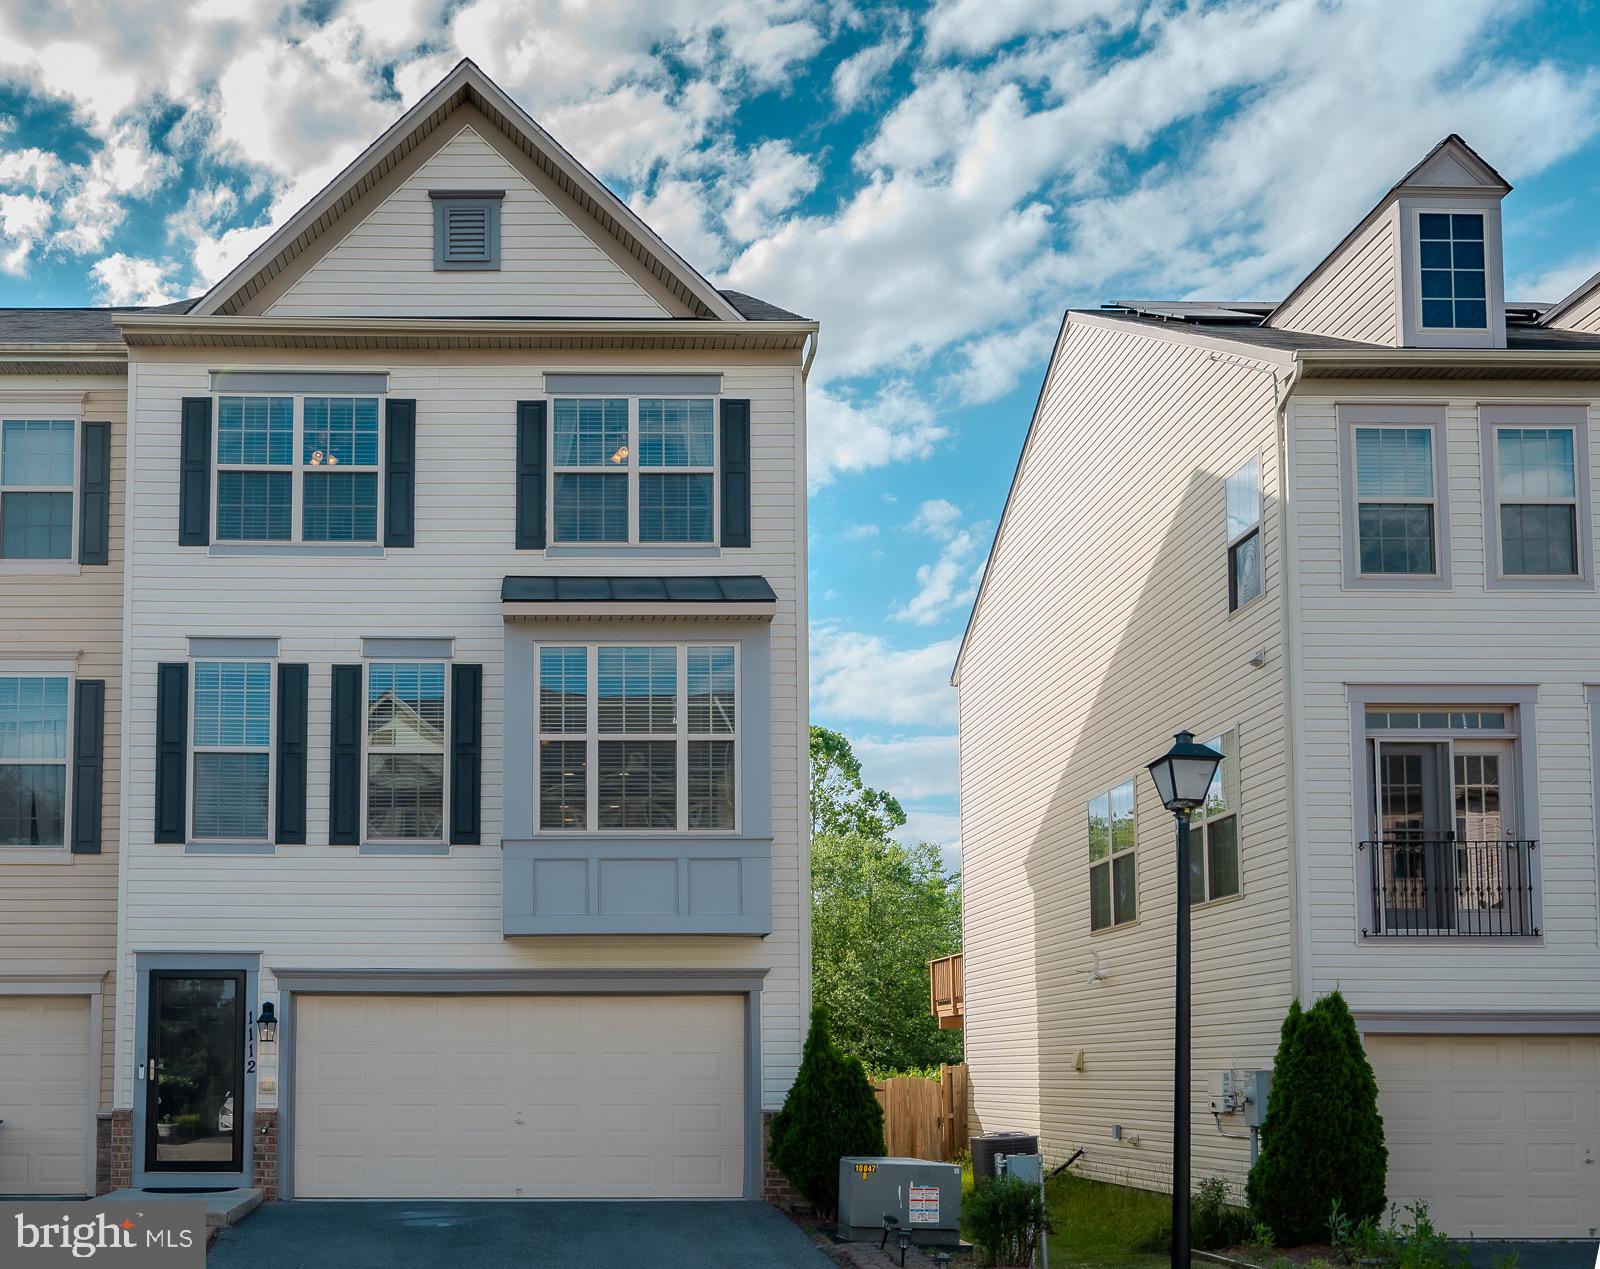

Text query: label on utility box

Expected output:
[908,1185,940,1224]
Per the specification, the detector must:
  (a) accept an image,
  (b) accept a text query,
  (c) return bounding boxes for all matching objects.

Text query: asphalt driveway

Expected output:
[207,1199,832,1268]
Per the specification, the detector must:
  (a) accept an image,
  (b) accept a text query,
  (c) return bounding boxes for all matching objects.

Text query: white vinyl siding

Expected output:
[261,120,679,319]
[1269,204,1402,345]
[118,352,806,1119]
[1,420,75,560]
[956,316,1293,1195]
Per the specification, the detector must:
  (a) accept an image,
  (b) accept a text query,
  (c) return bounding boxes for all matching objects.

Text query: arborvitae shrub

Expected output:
[1246,992,1388,1244]
[768,1006,886,1218]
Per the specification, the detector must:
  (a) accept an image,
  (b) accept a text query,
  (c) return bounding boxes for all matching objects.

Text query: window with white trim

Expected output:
[1190,730,1241,904]
[537,642,738,831]
[215,395,381,543]
[0,674,69,846]
[1492,425,1579,576]
[1088,778,1136,931]
[1353,425,1438,575]
[1419,212,1487,331]
[1226,456,1262,609]
[1,420,75,559]
[551,398,717,544]
[191,661,272,842]
[365,662,447,842]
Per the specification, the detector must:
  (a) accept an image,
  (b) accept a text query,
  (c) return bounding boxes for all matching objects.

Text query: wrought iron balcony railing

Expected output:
[1360,835,1539,937]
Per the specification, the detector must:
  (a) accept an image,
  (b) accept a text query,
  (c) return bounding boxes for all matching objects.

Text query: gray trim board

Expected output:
[427,189,505,200]
[361,636,454,659]
[132,952,261,1192]
[1347,683,1542,940]
[209,543,386,559]
[1357,1009,1600,1035]
[543,372,722,395]
[187,637,280,659]
[1589,685,1600,937]
[1478,403,1594,590]
[1337,403,1454,591]
[270,966,770,1200]
[209,371,388,394]
[358,842,450,856]
[184,841,276,856]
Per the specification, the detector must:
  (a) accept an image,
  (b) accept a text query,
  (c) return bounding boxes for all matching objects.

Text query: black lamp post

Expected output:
[1146,731,1224,1269]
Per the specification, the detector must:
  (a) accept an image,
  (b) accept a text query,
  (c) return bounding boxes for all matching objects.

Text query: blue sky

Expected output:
[2,0,1600,865]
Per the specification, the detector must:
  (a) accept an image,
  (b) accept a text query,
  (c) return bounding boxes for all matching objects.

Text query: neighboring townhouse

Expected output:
[955,136,1600,1238]
[0,310,138,1195]
[0,58,813,1202]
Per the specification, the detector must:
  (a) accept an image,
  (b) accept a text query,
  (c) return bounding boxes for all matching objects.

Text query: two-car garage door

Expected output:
[294,994,745,1199]
[1369,1034,1600,1238]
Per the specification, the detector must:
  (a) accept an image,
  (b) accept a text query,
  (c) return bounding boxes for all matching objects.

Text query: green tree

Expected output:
[769,1006,886,1218]
[1246,992,1388,1244]
[811,830,963,1070]
[811,725,905,839]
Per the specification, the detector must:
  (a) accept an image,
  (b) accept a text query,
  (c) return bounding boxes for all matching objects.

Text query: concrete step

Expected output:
[98,1187,263,1229]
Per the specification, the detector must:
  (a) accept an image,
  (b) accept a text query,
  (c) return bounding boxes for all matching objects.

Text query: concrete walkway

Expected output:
[207,1199,833,1269]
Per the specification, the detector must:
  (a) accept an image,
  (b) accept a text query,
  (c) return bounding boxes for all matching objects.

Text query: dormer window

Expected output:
[431,191,502,270]
[1419,213,1487,330]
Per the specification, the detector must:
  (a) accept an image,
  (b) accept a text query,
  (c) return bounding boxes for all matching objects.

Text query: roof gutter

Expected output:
[113,314,818,338]
[1295,348,1600,374]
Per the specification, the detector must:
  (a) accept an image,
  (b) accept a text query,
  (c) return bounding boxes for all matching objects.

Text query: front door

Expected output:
[144,972,246,1174]
[1374,741,1452,932]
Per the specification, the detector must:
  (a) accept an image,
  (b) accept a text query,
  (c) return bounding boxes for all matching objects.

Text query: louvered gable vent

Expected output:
[431,191,502,270]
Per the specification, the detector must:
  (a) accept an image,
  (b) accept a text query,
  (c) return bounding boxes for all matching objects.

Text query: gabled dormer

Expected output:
[1268,135,1511,349]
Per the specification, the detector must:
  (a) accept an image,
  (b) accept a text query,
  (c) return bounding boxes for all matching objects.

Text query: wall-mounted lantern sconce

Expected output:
[257,1001,278,1044]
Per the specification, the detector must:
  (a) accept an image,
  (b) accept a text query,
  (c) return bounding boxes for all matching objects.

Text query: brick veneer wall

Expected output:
[252,1110,278,1201]
[103,1109,132,1192]
[761,1111,812,1213]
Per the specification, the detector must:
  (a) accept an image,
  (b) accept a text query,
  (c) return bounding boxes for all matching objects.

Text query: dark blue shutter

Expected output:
[275,664,309,845]
[154,664,188,843]
[515,401,547,549]
[450,664,483,845]
[329,665,362,845]
[70,680,104,854]
[78,421,110,565]
[385,399,416,548]
[179,398,212,546]
[720,399,751,548]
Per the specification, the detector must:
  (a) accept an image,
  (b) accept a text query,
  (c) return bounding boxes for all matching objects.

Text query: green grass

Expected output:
[961,1163,1174,1269]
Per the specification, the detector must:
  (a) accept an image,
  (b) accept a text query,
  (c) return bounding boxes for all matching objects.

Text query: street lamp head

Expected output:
[1146,730,1223,814]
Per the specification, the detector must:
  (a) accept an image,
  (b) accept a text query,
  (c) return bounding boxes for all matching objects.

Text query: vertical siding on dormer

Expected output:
[1269,205,1402,346]
[0,381,125,1112]
[957,318,1294,1195]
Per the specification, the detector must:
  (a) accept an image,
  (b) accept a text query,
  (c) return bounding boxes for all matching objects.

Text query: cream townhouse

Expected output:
[956,135,1600,1238]
[0,58,814,1203]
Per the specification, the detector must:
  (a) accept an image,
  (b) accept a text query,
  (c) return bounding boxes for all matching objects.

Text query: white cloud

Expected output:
[724,140,820,243]
[923,0,1138,57]
[891,526,985,626]
[1511,252,1600,306]
[807,382,947,490]
[895,809,962,872]
[909,498,962,540]
[89,252,176,305]
[811,624,958,727]
[0,147,67,193]
[0,193,53,274]
[842,522,880,541]
[853,733,959,802]
[832,24,911,112]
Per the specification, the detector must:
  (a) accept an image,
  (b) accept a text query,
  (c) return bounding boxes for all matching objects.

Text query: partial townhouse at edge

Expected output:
[956,136,1600,1238]
[0,59,813,1202]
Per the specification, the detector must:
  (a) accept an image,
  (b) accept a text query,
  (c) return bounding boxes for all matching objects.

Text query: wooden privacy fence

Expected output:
[872,1063,969,1161]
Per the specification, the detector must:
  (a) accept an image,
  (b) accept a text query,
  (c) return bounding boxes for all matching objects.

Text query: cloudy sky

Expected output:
[2,0,1599,864]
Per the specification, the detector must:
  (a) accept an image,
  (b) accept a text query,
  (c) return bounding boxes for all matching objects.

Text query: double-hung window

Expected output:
[1088,779,1136,931]
[1190,731,1241,904]
[216,395,381,543]
[191,661,272,842]
[1419,213,1487,331]
[1492,425,1580,577]
[1353,425,1438,576]
[0,675,69,846]
[1,420,74,559]
[365,661,447,842]
[551,397,717,544]
[537,643,738,831]
[1226,455,1262,609]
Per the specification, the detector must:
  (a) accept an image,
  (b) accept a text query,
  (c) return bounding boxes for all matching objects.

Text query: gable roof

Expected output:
[1266,134,1511,328]
[192,59,744,323]
[1538,267,1600,328]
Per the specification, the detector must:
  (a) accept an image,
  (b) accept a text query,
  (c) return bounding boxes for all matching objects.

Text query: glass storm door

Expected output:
[1374,741,1452,932]
[1452,742,1519,932]
[144,972,246,1173]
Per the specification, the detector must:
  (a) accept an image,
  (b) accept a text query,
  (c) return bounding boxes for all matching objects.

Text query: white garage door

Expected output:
[1369,1034,1600,1238]
[294,994,745,1199]
[0,996,92,1196]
